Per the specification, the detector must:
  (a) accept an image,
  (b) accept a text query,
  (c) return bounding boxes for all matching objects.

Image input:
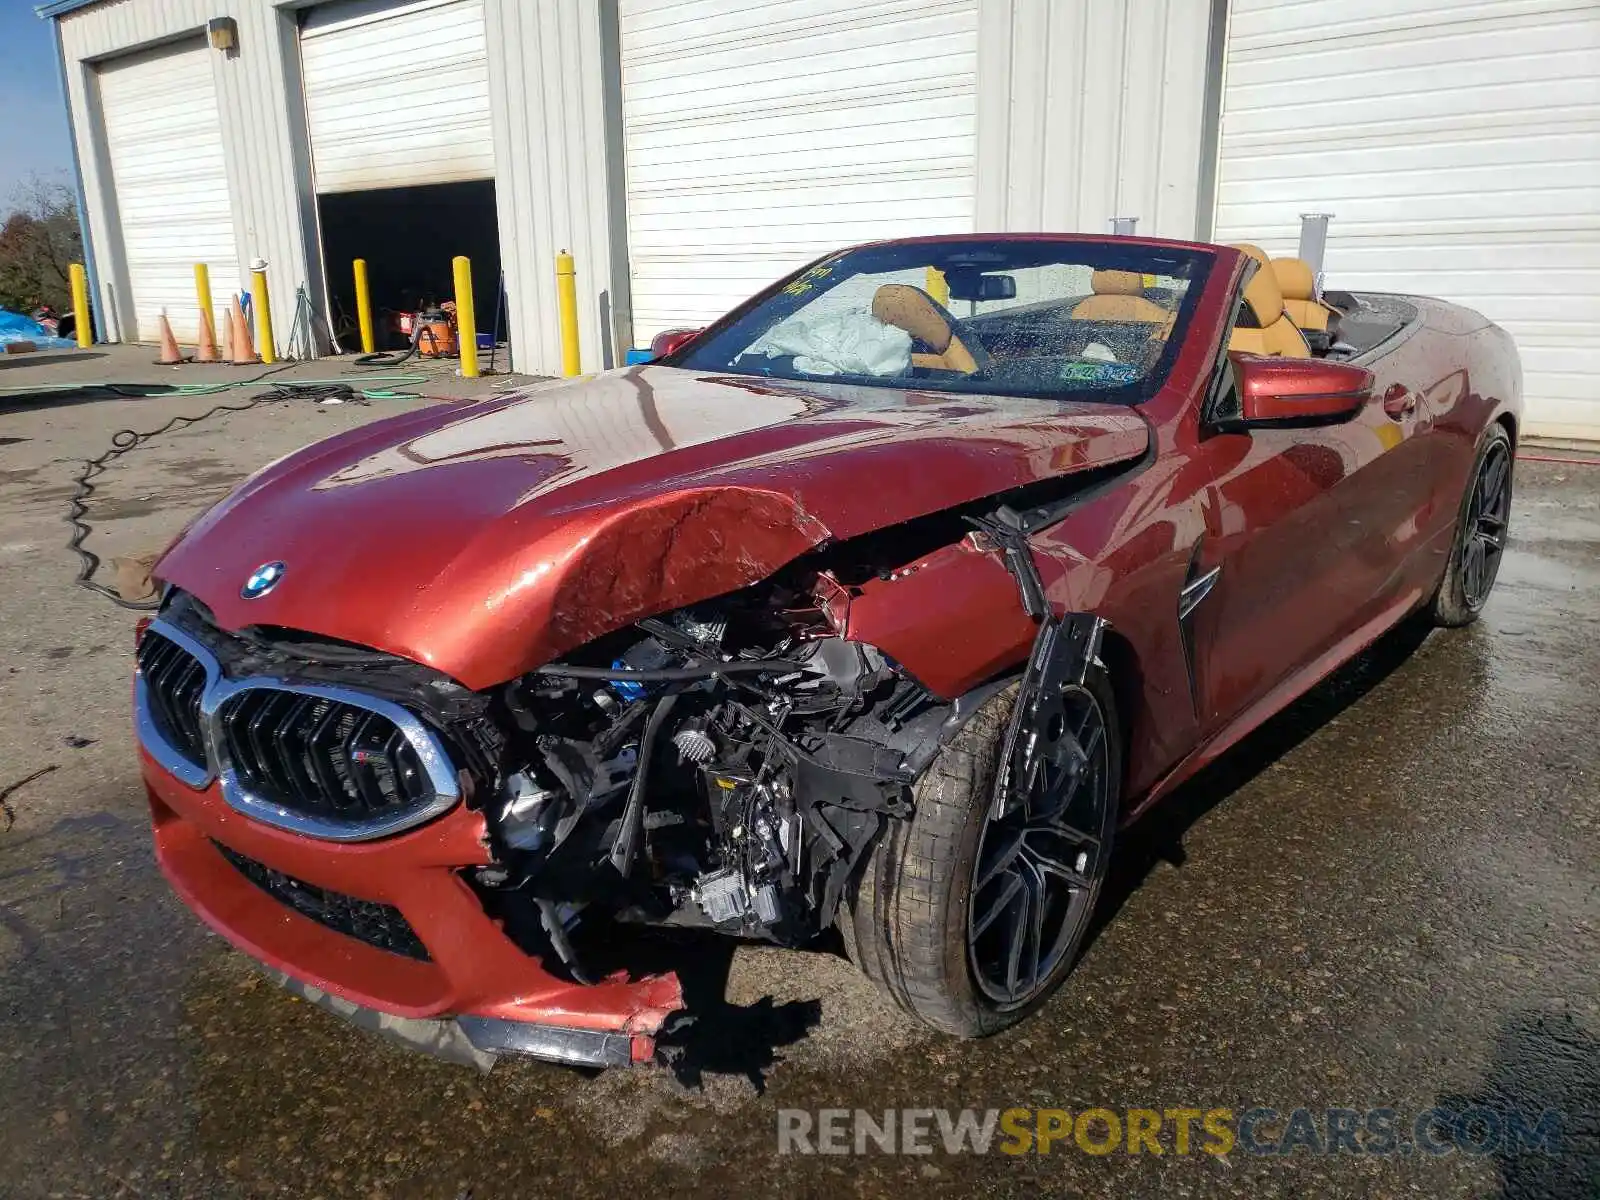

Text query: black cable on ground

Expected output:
[66,365,367,611]
[354,321,425,368]
[354,342,417,368]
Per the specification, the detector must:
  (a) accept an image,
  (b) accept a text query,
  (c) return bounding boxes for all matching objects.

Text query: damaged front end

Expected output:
[143,473,1119,1069]
[474,577,953,974]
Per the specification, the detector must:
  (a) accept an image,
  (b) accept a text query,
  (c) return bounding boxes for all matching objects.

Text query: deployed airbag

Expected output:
[755,310,912,377]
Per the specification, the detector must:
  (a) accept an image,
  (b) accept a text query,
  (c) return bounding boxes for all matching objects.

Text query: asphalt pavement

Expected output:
[0,353,1595,1198]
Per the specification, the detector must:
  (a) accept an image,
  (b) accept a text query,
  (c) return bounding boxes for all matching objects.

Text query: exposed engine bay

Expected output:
[149,463,1109,1020]
[148,438,1113,1004]
[473,580,956,974]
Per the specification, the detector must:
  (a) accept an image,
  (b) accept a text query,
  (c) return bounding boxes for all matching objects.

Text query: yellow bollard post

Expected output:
[250,260,275,364]
[556,250,580,377]
[194,263,214,332]
[925,266,949,307]
[452,256,479,378]
[353,258,375,355]
[69,263,92,347]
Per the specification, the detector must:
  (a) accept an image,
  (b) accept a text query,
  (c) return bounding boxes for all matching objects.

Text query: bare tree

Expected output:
[0,175,83,315]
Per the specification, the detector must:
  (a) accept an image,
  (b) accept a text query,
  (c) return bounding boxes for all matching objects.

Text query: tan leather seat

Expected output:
[870,284,981,373]
[1270,257,1337,334]
[1227,244,1310,358]
[1071,269,1170,323]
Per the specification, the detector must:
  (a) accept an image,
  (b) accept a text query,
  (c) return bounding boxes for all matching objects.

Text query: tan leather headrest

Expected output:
[1090,269,1143,296]
[1271,258,1316,302]
[1072,293,1170,323]
[871,284,953,352]
[1230,244,1285,328]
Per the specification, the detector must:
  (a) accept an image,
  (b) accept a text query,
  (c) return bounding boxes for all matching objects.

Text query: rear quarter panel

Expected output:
[1402,297,1523,499]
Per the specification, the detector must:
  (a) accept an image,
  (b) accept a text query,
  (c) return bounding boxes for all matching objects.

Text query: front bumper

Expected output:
[144,750,683,1067]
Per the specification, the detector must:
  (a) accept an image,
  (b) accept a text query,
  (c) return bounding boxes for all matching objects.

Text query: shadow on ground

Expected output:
[653,939,823,1093]
[1437,1009,1600,1199]
[0,350,107,370]
[0,381,180,416]
[1090,610,1436,952]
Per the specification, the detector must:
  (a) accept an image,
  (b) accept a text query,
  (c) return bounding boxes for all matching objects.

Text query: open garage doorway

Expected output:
[297,0,503,360]
[317,180,504,353]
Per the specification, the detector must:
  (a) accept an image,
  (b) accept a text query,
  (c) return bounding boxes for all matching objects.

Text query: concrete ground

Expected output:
[0,355,1595,1199]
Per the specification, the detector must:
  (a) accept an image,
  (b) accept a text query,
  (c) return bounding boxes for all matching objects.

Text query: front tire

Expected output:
[841,669,1121,1037]
[1432,425,1513,627]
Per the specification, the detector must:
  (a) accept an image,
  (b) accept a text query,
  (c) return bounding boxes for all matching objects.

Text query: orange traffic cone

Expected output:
[155,311,185,364]
[220,305,234,361]
[194,308,219,362]
[228,297,258,365]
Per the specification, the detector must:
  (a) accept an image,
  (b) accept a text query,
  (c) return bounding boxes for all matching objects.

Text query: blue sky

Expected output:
[0,2,74,205]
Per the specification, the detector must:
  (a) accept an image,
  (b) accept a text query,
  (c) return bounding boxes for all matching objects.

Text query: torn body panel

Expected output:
[839,534,1041,699]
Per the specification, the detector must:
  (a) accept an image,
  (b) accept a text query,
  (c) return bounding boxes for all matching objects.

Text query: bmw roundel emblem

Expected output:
[241,561,286,599]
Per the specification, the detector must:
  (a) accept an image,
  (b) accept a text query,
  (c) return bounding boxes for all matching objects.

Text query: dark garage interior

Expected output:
[317,179,504,353]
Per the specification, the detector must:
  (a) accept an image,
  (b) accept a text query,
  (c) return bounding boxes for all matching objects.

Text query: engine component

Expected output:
[607,693,679,877]
[691,867,750,925]
[668,610,727,649]
[672,725,717,764]
[500,771,561,851]
[610,635,673,701]
[752,882,783,926]
[487,598,948,952]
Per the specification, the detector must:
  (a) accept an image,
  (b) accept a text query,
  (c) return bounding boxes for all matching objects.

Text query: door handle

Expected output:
[1383,384,1418,419]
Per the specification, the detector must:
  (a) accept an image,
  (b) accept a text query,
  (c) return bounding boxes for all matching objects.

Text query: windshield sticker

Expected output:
[782,263,836,297]
[1061,361,1141,385]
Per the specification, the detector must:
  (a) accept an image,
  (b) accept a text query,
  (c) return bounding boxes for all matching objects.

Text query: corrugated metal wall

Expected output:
[58,0,614,376]
[56,0,1213,373]
[300,0,496,194]
[1216,0,1600,439]
[616,0,980,340]
[58,0,314,352]
[975,0,1216,239]
[483,0,617,374]
[97,38,244,343]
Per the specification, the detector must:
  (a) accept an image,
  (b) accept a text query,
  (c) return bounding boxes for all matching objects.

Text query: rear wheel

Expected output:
[841,670,1120,1037]
[1432,425,1513,627]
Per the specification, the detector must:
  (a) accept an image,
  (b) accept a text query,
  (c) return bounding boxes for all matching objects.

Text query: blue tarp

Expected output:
[0,308,78,351]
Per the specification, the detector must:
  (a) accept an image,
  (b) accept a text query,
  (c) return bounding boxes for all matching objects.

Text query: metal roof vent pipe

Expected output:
[1298,212,1335,276]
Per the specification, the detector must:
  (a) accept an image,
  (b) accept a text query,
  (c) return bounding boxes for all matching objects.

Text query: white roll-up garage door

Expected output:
[98,40,240,344]
[299,0,493,193]
[619,0,979,341]
[1216,0,1600,441]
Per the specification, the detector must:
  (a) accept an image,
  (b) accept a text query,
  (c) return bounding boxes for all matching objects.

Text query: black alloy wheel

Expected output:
[968,681,1111,1008]
[1460,437,1512,611]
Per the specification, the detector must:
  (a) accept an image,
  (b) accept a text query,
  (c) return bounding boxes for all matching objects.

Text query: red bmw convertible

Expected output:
[135,235,1519,1067]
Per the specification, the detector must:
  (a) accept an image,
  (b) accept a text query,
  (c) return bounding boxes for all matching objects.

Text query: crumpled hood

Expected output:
[158,366,1149,688]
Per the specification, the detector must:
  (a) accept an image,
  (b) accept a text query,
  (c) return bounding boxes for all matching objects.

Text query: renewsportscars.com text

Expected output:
[776,1106,1566,1158]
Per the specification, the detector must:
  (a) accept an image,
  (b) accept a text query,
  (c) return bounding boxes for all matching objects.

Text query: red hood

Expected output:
[158,366,1149,688]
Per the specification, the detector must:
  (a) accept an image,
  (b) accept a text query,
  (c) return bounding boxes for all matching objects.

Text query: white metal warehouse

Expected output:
[41,0,1600,439]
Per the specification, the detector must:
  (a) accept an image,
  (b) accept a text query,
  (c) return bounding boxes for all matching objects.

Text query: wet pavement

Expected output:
[0,380,1596,1198]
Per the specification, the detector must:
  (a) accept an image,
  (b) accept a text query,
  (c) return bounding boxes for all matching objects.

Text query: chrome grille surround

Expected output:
[135,617,461,841]
[135,622,218,788]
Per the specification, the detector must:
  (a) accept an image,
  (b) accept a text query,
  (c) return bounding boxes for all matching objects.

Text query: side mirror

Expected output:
[1223,354,1373,429]
[650,328,702,359]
